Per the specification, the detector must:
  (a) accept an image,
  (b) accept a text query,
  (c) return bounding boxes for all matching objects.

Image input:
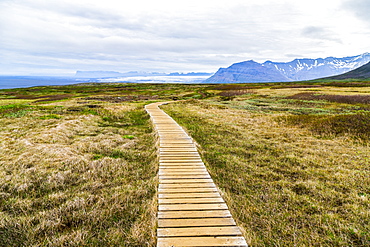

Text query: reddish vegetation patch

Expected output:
[218,89,255,97]
[287,92,370,104]
[9,94,74,102]
[212,84,257,90]
[272,85,323,89]
[34,94,74,102]
[84,95,158,103]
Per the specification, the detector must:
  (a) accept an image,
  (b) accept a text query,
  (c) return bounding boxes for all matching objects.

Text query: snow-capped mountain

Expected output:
[205,53,370,83]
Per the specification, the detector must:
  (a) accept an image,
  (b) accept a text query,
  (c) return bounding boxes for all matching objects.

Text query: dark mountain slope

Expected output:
[323,61,370,80]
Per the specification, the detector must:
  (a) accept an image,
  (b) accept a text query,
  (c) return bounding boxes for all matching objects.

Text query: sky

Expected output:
[0,0,369,76]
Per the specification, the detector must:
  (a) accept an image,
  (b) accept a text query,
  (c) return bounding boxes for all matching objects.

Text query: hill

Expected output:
[205,53,370,83]
[322,61,370,80]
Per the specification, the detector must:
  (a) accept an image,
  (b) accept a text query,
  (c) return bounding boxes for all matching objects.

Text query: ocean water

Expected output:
[0,75,209,89]
[0,76,79,89]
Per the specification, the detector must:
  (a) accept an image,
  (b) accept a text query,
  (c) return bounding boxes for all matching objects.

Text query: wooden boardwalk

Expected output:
[145,102,248,247]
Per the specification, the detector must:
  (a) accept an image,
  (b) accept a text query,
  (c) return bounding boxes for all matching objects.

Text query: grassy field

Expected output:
[0,87,160,246]
[0,82,369,246]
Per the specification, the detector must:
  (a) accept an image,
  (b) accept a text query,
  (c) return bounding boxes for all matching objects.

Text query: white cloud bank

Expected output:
[0,0,369,75]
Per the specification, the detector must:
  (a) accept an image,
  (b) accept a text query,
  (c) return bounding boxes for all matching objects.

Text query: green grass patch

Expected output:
[122,135,135,139]
[0,104,32,118]
[39,114,62,120]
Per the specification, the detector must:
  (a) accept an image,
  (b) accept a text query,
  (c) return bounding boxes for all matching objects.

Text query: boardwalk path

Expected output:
[145,102,248,247]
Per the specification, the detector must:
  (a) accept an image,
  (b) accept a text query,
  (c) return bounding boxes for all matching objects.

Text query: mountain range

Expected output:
[75,71,212,78]
[205,53,370,83]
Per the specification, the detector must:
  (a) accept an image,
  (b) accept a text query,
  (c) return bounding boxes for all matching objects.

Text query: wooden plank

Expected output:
[159,197,224,204]
[158,218,236,227]
[159,172,209,176]
[159,165,205,171]
[160,140,194,143]
[159,169,209,174]
[159,165,204,170]
[159,171,209,175]
[159,168,208,172]
[159,159,203,162]
[158,187,219,193]
[159,183,216,189]
[157,236,248,247]
[157,226,242,237]
[160,156,201,159]
[159,179,214,184]
[159,162,204,165]
[160,152,199,155]
[160,145,196,148]
[159,203,228,211]
[158,210,232,219]
[160,148,198,152]
[159,174,211,179]
[160,155,201,158]
[158,192,221,199]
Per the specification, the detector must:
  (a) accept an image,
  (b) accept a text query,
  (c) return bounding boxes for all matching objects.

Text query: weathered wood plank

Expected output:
[158,210,232,219]
[158,192,221,199]
[160,153,199,156]
[159,203,228,211]
[159,159,203,162]
[158,217,236,227]
[159,197,224,204]
[159,162,204,165]
[158,187,219,193]
[159,168,208,171]
[157,226,242,237]
[159,183,216,189]
[160,169,208,173]
[159,179,214,184]
[157,236,248,247]
[159,174,211,179]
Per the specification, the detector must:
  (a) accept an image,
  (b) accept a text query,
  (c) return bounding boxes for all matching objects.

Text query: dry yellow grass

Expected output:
[162,95,370,246]
[0,99,158,246]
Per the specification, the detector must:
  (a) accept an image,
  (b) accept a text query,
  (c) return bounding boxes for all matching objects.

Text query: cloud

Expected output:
[301,26,342,43]
[343,0,370,24]
[0,0,369,75]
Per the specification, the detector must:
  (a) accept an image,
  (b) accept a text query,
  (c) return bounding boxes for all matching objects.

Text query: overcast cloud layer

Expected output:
[0,0,369,75]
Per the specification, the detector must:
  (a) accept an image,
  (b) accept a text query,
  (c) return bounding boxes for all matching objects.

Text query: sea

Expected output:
[0,75,210,90]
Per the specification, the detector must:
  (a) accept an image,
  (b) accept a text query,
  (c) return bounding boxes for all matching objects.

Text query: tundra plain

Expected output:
[0,82,369,246]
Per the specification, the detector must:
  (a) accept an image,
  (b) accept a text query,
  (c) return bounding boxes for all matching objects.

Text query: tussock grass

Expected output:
[162,100,370,246]
[0,98,157,246]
